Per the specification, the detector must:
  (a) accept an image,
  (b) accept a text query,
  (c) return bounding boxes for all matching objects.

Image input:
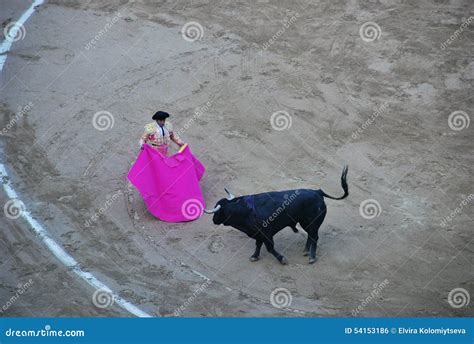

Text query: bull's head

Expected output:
[204,188,235,225]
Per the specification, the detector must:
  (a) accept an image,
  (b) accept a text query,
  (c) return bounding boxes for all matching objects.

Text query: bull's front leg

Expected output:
[263,238,288,265]
[250,239,263,262]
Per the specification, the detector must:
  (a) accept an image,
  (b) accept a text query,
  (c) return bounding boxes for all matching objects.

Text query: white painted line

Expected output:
[0,165,152,317]
[0,2,152,318]
[0,0,44,70]
[191,269,211,281]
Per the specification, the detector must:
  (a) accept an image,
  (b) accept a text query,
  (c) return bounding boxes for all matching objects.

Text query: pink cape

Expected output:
[127,144,206,222]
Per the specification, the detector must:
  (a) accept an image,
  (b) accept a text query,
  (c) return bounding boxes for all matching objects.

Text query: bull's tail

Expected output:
[321,165,349,200]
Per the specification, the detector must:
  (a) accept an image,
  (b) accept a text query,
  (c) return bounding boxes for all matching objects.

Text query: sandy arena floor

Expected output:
[0,0,473,317]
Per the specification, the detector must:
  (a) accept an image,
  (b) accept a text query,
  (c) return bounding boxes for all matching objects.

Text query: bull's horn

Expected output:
[204,204,221,214]
[224,188,235,200]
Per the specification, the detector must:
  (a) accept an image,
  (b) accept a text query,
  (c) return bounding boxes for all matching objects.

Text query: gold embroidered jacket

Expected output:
[139,122,184,147]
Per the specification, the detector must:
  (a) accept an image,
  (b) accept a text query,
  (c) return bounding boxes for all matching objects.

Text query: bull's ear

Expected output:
[224,188,235,200]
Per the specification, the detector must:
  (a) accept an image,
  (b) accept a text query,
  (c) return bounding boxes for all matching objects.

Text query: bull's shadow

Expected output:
[205,165,349,264]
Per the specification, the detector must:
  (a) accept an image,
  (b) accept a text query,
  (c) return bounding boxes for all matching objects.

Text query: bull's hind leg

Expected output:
[263,238,288,265]
[250,239,263,262]
[299,219,311,256]
[303,237,311,256]
[304,207,327,264]
[307,233,319,264]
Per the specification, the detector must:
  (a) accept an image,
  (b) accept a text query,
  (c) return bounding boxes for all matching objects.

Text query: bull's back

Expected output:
[252,188,322,202]
[252,189,324,223]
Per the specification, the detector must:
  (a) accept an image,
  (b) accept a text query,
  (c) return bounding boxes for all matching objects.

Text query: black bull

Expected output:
[205,165,348,264]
